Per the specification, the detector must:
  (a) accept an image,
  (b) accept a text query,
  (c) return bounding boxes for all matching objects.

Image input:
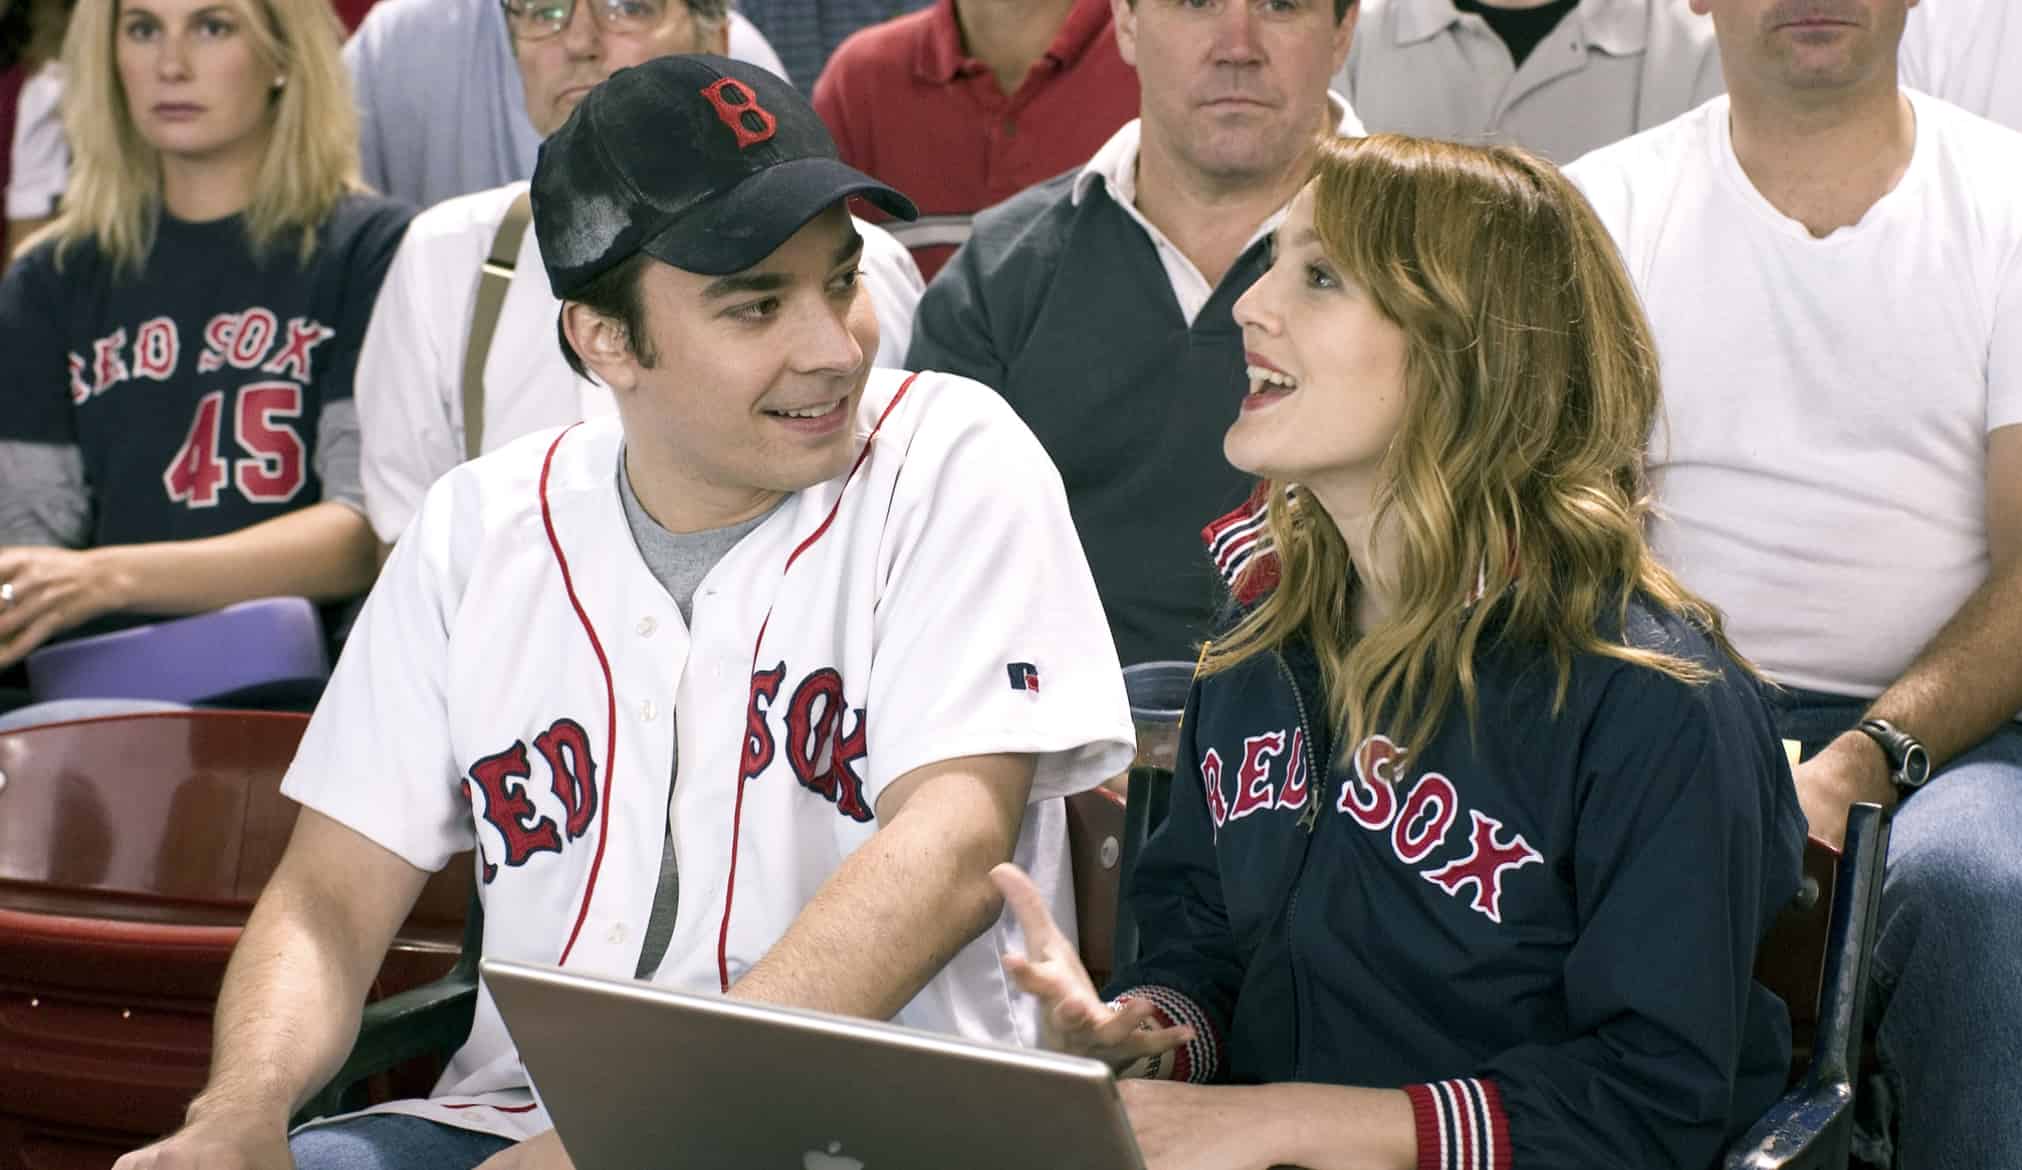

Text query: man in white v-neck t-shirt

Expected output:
[1567,1,2022,1164]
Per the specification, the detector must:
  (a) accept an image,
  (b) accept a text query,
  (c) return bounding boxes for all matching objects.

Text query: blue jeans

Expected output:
[1767,689,2022,1169]
[289,1115,513,1170]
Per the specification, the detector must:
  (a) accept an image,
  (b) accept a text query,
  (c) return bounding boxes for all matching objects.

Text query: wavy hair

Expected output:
[1200,133,1745,762]
[43,0,359,272]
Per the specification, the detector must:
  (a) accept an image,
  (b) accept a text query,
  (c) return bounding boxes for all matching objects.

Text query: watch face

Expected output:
[1902,743,1932,788]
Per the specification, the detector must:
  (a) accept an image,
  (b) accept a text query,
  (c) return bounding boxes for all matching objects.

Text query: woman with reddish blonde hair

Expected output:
[997,133,1808,1170]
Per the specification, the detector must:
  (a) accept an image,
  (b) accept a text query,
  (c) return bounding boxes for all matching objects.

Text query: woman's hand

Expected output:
[0,545,123,669]
[989,862,1193,1071]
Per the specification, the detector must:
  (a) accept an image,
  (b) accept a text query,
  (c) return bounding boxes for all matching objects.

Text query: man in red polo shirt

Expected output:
[813,0,1138,279]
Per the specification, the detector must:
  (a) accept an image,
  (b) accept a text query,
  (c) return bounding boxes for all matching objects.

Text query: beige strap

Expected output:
[460,190,535,462]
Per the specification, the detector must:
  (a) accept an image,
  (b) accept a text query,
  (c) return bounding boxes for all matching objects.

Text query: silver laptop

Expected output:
[483,957,1146,1170]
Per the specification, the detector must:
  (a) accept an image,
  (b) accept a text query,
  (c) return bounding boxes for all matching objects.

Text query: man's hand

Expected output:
[473,1129,574,1170]
[110,1108,293,1170]
[1794,730,1897,850]
[990,863,1192,1071]
[1119,1080,1277,1170]
[0,545,122,668]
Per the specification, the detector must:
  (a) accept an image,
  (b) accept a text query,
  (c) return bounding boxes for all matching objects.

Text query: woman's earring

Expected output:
[273,75,287,89]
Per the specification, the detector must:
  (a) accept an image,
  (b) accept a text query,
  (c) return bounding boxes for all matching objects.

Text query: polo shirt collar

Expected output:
[1071,93,1361,208]
[1395,0,1465,45]
[1394,0,1649,56]
[916,0,971,84]
[914,0,1117,85]
[1576,0,1650,56]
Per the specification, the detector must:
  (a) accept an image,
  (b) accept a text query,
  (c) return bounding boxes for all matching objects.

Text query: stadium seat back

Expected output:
[1753,836,1840,1081]
[0,710,470,1168]
[1725,803,1892,1170]
[1065,785,1128,988]
[24,598,330,706]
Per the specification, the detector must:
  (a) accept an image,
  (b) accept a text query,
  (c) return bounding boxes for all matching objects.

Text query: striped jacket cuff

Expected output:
[1403,1078,1512,1170]
[1107,985,1221,1084]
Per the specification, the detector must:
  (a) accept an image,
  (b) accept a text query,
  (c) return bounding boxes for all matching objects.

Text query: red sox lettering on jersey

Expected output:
[465,664,875,881]
[463,718,601,884]
[747,661,872,823]
[1202,730,1543,923]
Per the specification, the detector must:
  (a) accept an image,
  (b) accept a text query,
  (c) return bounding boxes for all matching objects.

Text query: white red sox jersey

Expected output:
[354,180,928,543]
[281,367,1134,1139]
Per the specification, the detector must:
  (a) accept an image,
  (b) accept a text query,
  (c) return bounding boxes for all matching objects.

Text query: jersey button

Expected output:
[607,923,626,945]
[637,616,657,637]
[639,698,657,722]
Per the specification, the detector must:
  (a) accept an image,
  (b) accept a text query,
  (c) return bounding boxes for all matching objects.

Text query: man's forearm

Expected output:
[190,879,387,1124]
[729,758,1031,1018]
[1864,555,2022,766]
[187,813,432,1128]
[1252,1083,1417,1170]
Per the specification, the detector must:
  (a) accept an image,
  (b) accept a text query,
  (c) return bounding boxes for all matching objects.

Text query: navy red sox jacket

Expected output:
[1104,595,1807,1170]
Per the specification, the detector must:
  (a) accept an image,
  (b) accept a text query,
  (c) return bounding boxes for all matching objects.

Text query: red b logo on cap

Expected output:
[701,79,778,150]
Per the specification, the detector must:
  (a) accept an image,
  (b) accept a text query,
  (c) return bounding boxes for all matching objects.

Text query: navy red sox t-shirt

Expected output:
[0,193,410,547]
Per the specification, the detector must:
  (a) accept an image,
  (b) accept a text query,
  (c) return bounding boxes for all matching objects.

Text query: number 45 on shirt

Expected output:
[164,383,307,508]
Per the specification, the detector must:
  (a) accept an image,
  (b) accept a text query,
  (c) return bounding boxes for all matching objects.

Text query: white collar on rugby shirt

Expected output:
[1069,93,1366,326]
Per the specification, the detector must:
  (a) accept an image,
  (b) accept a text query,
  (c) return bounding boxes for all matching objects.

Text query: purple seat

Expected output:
[24,598,330,705]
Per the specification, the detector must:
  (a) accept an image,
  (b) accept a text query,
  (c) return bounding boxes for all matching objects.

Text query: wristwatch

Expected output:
[1857,718,1932,792]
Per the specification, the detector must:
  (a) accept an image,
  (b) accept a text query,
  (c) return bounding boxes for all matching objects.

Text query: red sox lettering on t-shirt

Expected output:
[1202,730,1543,924]
[67,310,337,510]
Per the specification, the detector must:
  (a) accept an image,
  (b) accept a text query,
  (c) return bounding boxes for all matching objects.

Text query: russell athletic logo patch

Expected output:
[1007,663,1041,694]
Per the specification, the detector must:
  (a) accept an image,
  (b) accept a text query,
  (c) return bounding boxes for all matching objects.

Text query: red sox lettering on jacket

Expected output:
[1202,731,1543,923]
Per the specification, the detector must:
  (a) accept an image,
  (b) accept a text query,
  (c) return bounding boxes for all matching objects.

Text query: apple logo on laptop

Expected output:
[804,1140,864,1170]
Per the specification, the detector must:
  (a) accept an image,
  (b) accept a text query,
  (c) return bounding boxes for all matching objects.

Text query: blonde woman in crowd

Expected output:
[996,133,1807,1170]
[0,0,409,699]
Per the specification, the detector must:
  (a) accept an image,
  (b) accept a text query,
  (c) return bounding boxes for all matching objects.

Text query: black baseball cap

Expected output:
[530,54,918,298]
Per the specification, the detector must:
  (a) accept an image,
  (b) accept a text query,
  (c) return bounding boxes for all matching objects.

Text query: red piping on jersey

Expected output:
[538,423,620,967]
[717,374,921,992]
[441,1102,541,1114]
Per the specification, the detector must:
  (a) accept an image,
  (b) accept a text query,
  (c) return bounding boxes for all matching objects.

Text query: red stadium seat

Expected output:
[1725,804,1892,1170]
[0,711,472,1170]
[1065,785,1129,989]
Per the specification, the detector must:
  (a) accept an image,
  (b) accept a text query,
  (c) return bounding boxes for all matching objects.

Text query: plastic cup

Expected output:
[1122,660,1194,772]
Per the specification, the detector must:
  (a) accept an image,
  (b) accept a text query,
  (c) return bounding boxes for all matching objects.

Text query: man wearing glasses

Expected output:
[351,0,922,554]
[343,0,790,209]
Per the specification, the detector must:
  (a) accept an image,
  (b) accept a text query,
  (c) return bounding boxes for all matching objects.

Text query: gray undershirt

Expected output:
[617,451,779,979]
[0,400,365,548]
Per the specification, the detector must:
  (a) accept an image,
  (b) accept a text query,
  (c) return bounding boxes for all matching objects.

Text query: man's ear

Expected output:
[562,301,641,392]
[703,14,731,56]
[1332,1,1359,74]
[1111,0,1138,69]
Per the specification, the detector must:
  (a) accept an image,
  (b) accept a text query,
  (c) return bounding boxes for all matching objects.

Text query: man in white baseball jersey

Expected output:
[117,55,1132,1170]
[354,0,925,549]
